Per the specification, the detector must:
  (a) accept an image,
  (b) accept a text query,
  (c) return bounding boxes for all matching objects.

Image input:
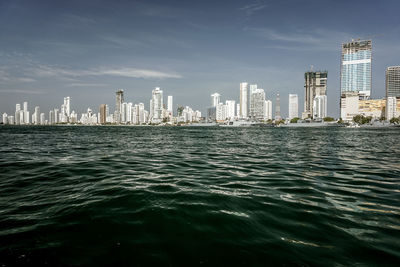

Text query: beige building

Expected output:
[358,99,386,119]
[340,92,359,121]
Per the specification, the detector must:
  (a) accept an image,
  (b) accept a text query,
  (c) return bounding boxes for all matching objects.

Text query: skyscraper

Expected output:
[340,39,372,99]
[15,104,21,125]
[40,113,45,125]
[264,100,272,120]
[211,93,220,107]
[167,95,173,115]
[239,82,248,119]
[275,93,281,121]
[34,106,40,125]
[2,113,7,124]
[49,110,54,124]
[23,101,28,124]
[303,71,327,119]
[386,97,397,121]
[100,104,107,124]
[288,94,298,119]
[115,89,124,124]
[313,95,327,119]
[64,97,70,117]
[225,100,235,120]
[250,88,265,120]
[151,87,163,123]
[386,66,400,98]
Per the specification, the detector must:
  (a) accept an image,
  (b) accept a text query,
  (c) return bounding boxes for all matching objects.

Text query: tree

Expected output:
[353,115,372,125]
[177,106,184,117]
[390,117,400,124]
[323,117,335,122]
[290,117,300,123]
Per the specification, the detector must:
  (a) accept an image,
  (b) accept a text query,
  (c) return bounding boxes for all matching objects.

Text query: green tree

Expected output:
[290,117,300,123]
[323,117,335,122]
[177,106,184,116]
[353,115,372,125]
[390,117,400,124]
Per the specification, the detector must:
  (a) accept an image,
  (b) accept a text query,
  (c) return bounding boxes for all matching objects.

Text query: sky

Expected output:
[1,0,400,118]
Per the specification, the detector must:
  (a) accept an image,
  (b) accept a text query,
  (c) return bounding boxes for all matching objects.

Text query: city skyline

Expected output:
[1,0,400,118]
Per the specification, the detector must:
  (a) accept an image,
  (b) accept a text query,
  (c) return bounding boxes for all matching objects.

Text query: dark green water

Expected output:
[0,126,399,266]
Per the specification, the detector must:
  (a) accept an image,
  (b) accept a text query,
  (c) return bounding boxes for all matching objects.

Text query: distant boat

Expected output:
[220,121,256,127]
[346,124,360,128]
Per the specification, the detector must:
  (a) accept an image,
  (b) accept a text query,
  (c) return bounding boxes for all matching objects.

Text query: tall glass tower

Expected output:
[386,66,400,98]
[340,40,372,99]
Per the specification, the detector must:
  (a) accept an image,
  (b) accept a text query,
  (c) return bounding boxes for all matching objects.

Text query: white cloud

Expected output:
[0,89,44,94]
[244,27,354,51]
[239,2,268,16]
[67,83,109,87]
[33,65,182,79]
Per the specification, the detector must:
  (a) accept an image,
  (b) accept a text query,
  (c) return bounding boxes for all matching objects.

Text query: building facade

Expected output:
[303,71,327,119]
[313,95,327,119]
[340,39,372,99]
[386,97,397,120]
[151,87,163,123]
[250,88,265,120]
[275,93,281,121]
[288,94,298,119]
[386,66,400,98]
[225,100,235,120]
[115,90,124,124]
[211,93,220,107]
[239,82,248,119]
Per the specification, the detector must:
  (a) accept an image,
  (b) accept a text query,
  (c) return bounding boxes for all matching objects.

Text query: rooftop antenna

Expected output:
[310,65,314,72]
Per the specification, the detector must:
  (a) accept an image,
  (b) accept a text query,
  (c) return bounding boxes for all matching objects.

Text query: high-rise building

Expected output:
[100,104,107,124]
[340,92,359,121]
[275,93,281,121]
[313,95,327,119]
[340,39,372,99]
[386,66,400,98]
[127,102,133,123]
[8,116,14,125]
[49,110,54,124]
[239,82,248,118]
[64,97,70,117]
[151,87,163,123]
[225,100,235,120]
[303,71,327,119]
[216,102,226,121]
[34,106,40,125]
[167,95,173,115]
[115,89,124,124]
[264,100,272,120]
[288,94,298,119]
[15,104,21,125]
[23,101,28,124]
[121,102,127,123]
[250,88,265,120]
[54,109,59,124]
[211,93,220,107]
[25,111,30,124]
[386,97,397,121]
[40,113,45,125]
[2,113,8,124]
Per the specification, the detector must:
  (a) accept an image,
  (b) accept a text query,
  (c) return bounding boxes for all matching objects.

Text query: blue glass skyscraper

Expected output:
[340,40,372,99]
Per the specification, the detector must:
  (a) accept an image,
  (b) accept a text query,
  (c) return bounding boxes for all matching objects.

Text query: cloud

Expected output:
[239,2,268,16]
[33,65,182,79]
[0,89,44,94]
[67,83,109,87]
[244,27,354,51]
[0,69,36,83]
